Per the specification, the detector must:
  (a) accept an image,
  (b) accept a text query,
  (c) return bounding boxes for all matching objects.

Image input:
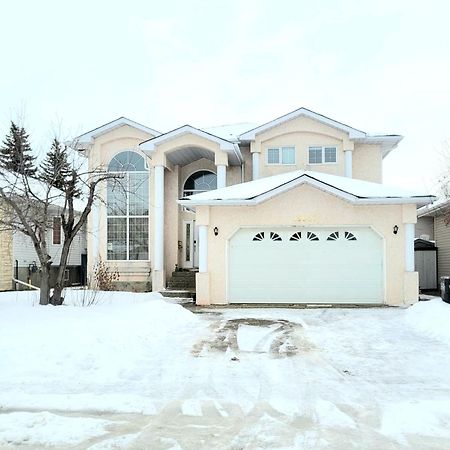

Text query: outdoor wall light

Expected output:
[393,225,399,235]
[213,227,219,236]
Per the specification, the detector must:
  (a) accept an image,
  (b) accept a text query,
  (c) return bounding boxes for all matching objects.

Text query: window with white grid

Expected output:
[107,151,149,260]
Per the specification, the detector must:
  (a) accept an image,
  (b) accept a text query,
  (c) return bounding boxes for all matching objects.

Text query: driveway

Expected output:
[1,301,450,449]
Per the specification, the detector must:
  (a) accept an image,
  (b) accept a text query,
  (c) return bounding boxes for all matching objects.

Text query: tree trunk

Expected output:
[39,264,51,305]
[51,237,73,305]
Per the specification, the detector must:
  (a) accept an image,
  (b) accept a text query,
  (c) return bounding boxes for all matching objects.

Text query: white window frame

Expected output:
[266,147,296,165]
[308,146,338,165]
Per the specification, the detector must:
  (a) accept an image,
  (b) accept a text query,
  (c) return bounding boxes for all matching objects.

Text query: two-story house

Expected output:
[74,107,434,306]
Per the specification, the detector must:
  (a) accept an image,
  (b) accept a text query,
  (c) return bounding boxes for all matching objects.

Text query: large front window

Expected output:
[107,151,149,260]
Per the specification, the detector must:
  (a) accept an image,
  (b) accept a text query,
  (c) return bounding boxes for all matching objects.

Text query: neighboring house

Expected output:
[75,107,434,306]
[12,211,87,289]
[0,178,87,291]
[0,206,13,291]
[417,200,450,289]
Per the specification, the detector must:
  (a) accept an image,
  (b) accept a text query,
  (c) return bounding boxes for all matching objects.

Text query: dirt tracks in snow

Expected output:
[192,317,313,358]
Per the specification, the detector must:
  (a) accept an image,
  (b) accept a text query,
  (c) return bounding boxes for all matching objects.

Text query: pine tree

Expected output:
[0,121,37,176]
[40,138,72,189]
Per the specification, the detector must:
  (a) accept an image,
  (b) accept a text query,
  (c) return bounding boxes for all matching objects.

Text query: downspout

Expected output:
[15,260,18,291]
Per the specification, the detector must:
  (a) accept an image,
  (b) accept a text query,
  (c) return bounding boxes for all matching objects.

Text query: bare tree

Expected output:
[0,141,118,305]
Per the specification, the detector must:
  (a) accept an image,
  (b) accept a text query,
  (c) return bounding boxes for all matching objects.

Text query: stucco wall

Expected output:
[197,184,417,306]
[352,144,382,183]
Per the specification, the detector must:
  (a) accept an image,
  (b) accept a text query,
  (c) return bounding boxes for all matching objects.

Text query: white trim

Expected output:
[139,125,236,152]
[307,146,338,165]
[182,220,194,269]
[75,117,161,146]
[154,165,164,271]
[405,223,415,272]
[252,152,260,180]
[239,108,367,140]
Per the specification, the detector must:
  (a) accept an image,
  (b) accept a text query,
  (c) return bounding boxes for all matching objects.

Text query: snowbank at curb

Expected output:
[405,298,450,345]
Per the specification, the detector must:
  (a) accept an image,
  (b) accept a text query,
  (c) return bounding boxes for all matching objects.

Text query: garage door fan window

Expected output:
[252,232,265,241]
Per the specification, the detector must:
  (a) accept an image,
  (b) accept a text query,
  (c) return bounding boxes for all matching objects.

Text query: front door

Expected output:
[183,220,199,269]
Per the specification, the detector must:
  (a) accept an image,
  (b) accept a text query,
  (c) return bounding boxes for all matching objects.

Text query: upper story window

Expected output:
[183,170,217,197]
[308,146,337,164]
[52,217,61,245]
[107,151,149,261]
[267,147,295,165]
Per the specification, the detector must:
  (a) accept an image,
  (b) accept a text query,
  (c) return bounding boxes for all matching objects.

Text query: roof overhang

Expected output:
[139,125,243,165]
[73,117,161,150]
[418,198,450,217]
[238,107,367,141]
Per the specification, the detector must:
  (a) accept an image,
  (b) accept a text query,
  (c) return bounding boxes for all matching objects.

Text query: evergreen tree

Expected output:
[40,138,72,189]
[0,121,37,176]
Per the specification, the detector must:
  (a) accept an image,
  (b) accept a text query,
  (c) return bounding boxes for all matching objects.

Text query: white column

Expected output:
[252,152,260,180]
[154,165,165,272]
[404,223,415,272]
[217,164,227,189]
[344,150,353,178]
[198,225,208,273]
[91,200,99,263]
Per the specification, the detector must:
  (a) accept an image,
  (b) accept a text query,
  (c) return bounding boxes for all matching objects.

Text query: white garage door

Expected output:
[228,227,384,304]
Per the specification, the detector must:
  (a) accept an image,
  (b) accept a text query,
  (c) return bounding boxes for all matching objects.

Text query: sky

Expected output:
[1,0,449,195]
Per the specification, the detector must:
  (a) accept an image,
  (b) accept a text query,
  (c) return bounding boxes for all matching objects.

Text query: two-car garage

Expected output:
[228,227,384,304]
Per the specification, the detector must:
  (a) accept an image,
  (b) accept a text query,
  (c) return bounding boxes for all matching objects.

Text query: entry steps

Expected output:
[159,270,196,303]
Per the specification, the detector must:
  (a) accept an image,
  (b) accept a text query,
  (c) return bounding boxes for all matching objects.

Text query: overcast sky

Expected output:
[1,0,449,194]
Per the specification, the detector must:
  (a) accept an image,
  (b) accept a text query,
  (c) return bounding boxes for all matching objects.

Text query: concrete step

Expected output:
[168,282,196,289]
[171,271,197,279]
[159,289,195,299]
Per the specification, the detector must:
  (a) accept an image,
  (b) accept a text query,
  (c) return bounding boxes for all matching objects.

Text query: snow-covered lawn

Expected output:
[0,290,450,449]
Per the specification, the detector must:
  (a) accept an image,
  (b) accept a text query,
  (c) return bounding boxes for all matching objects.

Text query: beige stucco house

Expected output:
[75,108,434,305]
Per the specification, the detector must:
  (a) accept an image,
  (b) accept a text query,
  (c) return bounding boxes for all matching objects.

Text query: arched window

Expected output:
[107,151,149,260]
[183,170,217,197]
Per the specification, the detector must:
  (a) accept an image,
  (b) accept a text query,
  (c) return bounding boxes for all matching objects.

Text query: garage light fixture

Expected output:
[213,227,219,236]
[393,225,399,235]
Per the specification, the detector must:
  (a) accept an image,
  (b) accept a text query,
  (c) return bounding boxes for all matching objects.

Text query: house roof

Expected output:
[139,124,243,165]
[418,198,450,217]
[178,170,436,207]
[74,117,161,149]
[238,107,403,157]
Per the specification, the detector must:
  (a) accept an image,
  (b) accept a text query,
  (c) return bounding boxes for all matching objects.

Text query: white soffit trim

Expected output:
[75,117,161,146]
[139,125,236,152]
[239,107,367,141]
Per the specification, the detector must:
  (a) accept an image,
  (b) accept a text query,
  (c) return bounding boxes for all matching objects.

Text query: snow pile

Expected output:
[0,412,111,447]
[405,298,450,344]
[380,400,450,445]
[0,289,203,413]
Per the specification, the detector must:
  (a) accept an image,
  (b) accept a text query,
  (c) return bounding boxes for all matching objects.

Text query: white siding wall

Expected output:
[416,216,434,240]
[13,226,86,268]
[434,215,450,280]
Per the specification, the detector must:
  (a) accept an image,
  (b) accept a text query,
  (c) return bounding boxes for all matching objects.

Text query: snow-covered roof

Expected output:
[238,107,402,157]
[178,170,436,207]
[202,123,257,143]
[74,117,161,149]
[418,198,450,217]
[139,125,243,165]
